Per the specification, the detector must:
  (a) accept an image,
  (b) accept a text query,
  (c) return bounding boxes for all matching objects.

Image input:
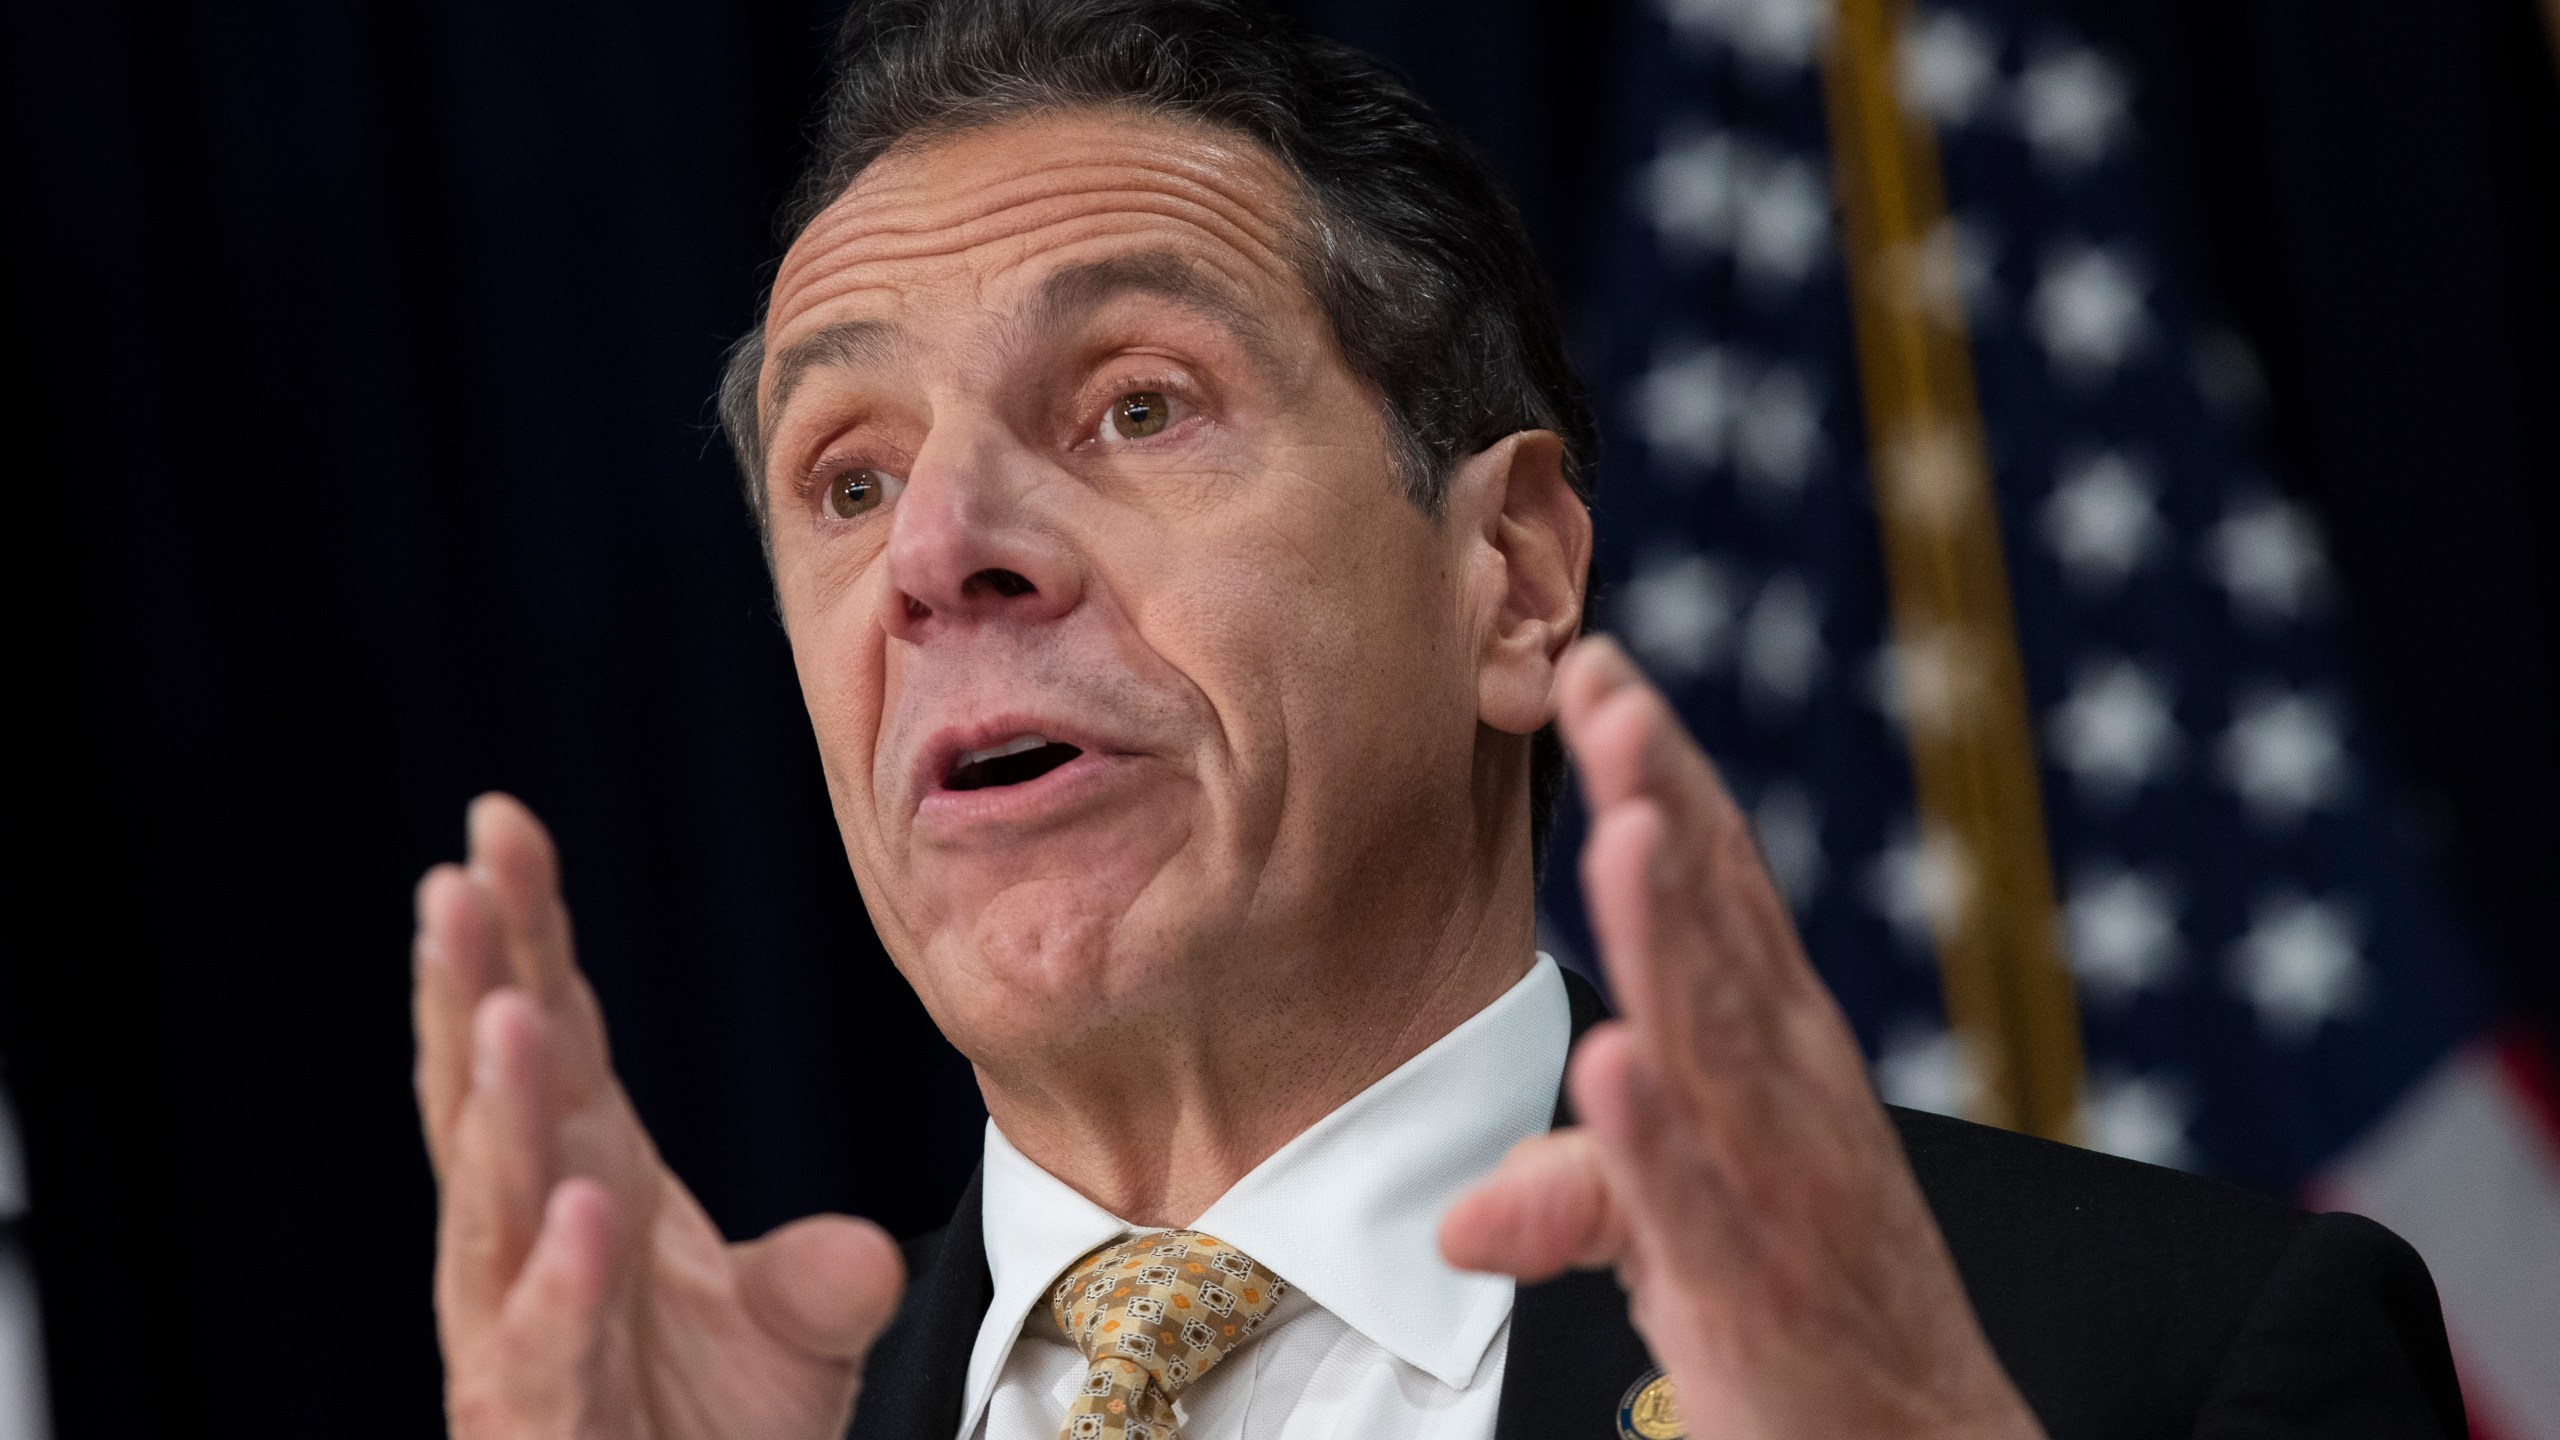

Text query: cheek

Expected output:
[779,564,891,835]
[1140,482,1460,778]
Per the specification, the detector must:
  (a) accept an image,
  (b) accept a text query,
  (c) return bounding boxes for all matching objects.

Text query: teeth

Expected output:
[957,733,1051,768]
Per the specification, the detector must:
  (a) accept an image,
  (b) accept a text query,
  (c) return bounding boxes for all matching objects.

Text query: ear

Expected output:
[1448,431,1592,737]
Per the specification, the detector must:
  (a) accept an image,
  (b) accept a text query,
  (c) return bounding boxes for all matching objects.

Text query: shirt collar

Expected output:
[962,1120,1128,1436]
[961,954,1572,1427]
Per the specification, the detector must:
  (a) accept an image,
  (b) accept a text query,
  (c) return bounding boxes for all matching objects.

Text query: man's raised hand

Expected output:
[1441,640,2045,1440]
[413,794,904,1439]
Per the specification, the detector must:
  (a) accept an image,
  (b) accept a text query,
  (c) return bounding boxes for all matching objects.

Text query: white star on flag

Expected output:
[1751,780,1826,908]
[2046,657,2182,803]
[1643,129,1830,293]
[1741,572,1828,707]
[2229,891,2368,1042]
[2065,862,2184,1005]
[1644,128,1744,255]
[2205,492,2330,626]
[1736,154,1832,291]
[1897,7,2002,128]
[1947,213,2004,324]
[1635,344,1740,472]
[2080,1068,2199,1169]
[1735,363,1824,500]
[1876,1019,1990,1120]
[2031,243,2151,381]
[1619,548,1738,680]
[1868,821,1974,954]
[1870,625,1987,740]
[1663,0,1829,70]
[2218,686,2349,826]
[2014,44,2130,172]
[2043,450,2166,590]
[1878,417,1976,533]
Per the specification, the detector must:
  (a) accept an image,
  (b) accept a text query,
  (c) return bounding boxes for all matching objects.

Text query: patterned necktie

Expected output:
[1047,1229,1290,1440]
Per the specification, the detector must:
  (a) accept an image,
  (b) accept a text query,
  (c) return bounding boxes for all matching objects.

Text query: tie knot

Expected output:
[1048,1230,1288,1437]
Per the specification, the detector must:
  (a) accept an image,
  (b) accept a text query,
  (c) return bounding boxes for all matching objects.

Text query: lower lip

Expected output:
[913,747,1140,837]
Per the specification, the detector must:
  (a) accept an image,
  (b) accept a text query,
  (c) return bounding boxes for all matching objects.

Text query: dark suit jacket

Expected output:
[850,972,2466,1439]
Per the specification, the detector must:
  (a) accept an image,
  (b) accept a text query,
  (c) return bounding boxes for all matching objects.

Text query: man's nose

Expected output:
[880,416,1083,640]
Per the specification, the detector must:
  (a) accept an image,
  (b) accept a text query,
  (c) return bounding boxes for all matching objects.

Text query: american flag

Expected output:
[1534,0,2560,1431]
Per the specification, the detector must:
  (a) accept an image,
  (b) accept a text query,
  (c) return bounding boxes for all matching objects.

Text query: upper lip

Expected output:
[909,713,1121,808]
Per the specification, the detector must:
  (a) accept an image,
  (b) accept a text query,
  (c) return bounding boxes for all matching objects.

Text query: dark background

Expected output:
[3,0,2552,1434]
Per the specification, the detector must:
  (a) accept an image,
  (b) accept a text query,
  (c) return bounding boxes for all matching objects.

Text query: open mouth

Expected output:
[944,733,1086,791]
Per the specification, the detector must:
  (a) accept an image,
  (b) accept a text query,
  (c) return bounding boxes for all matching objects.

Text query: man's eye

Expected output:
[1098,390,1172,442]
[825,466,898,519]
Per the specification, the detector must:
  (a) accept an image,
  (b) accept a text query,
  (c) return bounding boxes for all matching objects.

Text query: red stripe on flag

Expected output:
[2319,1036,2560,1440]
[2493,1025,2560,1161]
[2467,1370,2522,1440]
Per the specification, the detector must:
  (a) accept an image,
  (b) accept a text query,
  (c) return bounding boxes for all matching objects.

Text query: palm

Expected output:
[625,1149,864,1439]
[414,796,900,1440]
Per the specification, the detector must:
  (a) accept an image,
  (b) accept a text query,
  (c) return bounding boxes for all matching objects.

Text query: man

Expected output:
[407,1,2467,1437]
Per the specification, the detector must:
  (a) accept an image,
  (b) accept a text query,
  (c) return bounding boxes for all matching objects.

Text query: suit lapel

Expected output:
[1493,967,1658,1440]
[849,1168,990,1440]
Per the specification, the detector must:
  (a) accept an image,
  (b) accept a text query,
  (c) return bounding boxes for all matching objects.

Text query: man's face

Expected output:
[756,111,1508,1065]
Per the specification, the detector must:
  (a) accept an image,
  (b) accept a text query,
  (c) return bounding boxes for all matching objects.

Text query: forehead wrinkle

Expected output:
[822,123,1296,238]
[771,140,1307,326]
[778,187,1299,332]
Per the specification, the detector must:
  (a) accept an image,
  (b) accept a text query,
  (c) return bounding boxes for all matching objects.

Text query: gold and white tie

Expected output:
[1048,1230,1289,1440]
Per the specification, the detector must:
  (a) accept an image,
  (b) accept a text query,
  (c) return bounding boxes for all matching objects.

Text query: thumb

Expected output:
[736,1214,908,1364]
[1438,1127,1626,1282]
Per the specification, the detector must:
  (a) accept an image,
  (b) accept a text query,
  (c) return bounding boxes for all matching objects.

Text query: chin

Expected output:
[915,874,1229,1052]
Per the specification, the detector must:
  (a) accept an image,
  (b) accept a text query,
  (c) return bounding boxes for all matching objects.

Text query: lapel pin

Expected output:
[1617,1366,1684,1439]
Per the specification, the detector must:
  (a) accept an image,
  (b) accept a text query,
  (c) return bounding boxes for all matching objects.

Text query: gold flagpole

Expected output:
[1818,0,2086,1139]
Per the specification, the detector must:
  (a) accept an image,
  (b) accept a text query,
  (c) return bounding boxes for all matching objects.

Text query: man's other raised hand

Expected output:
[1441,639,2046,1440]
[412,794,903,1439]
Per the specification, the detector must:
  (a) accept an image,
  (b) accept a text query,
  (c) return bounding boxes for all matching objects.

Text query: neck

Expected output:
[974,812,1539,1227]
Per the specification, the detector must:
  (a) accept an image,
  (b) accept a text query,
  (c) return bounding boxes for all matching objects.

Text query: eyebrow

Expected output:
[757,250,1283,463]
[762,318,908,460]
[1014,251,1281,366]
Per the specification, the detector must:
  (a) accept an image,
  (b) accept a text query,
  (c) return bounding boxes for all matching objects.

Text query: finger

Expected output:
[1585,786,1808,1144]
[1561,641,1769,986]
[1554,633,1646,734]
[466,793,577,1005]
[415,864,503,1176]
[1570,659,1813,1088]
[735,1214,907,1365]
[1438,1127,1625,1282]
[1557,638,1731,835]
[467,793,621,1099]
[1567,1024,1745,1290]
[491,1178,619,1429]
[1581,797,1760,1075]
[438,989,557,1327]
[1580,798,1681,1040]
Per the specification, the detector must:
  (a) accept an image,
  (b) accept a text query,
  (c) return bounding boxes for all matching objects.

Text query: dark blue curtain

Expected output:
[3,0,2549,1434]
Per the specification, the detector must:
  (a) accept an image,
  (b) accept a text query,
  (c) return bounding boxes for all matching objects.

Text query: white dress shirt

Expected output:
[958,955,1573,1440]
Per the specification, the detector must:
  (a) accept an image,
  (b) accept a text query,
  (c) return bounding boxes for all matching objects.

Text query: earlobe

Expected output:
[1471,430,1592,737]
